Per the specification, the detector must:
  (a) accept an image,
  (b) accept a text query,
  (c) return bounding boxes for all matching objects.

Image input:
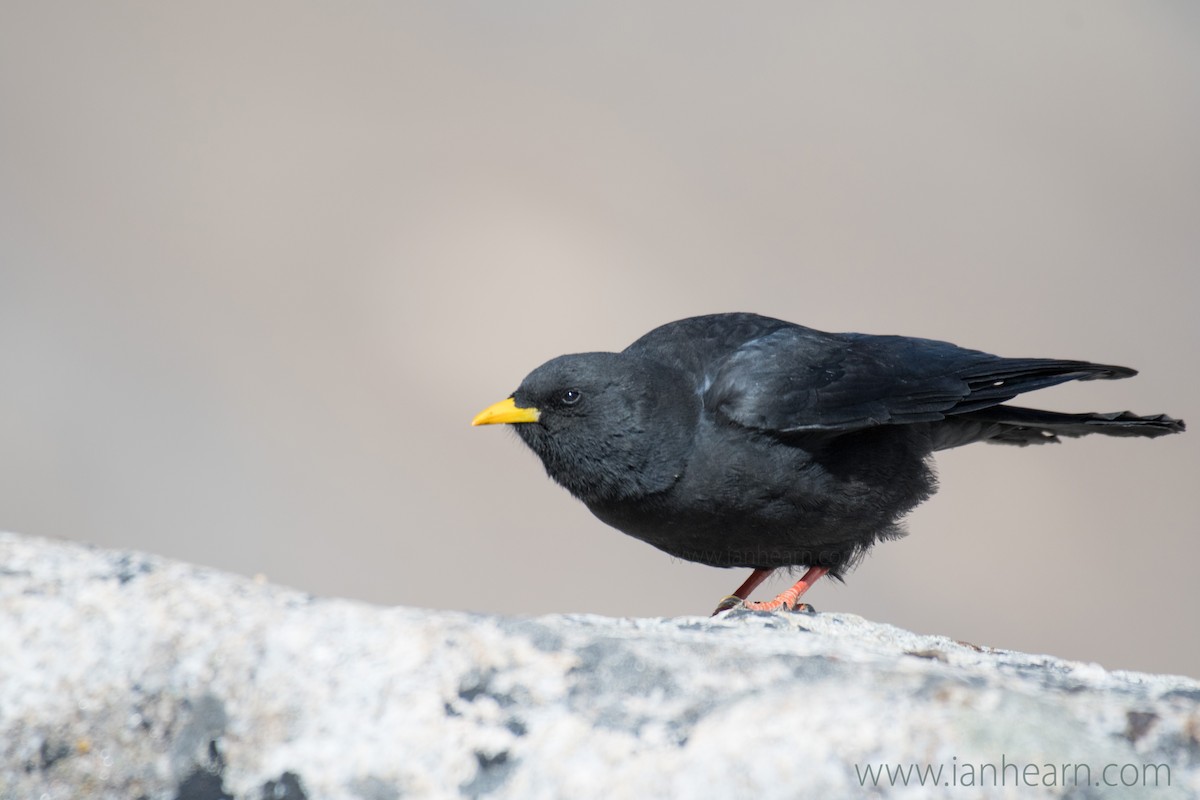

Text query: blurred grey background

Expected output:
[1,3,1197,676]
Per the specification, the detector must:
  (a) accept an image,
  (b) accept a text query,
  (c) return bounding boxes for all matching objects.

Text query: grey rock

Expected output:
[1,531,1197,799]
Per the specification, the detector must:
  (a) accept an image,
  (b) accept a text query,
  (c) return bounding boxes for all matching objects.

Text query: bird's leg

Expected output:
[710,568,775,615]
[731,568,775,600]
[741,566,830,612]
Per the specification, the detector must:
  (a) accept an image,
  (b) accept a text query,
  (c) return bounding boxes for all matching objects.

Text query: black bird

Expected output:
[472,313,1183,613]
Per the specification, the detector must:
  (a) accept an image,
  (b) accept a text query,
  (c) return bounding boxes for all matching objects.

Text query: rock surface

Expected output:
[1,531,1198,799]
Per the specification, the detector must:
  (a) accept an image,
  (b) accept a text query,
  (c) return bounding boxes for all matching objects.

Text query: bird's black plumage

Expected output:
[474,313,1183,593]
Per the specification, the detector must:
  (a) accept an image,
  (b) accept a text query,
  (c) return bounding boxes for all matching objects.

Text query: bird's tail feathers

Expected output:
[952,359,1136,413]
[933,405,1185,449]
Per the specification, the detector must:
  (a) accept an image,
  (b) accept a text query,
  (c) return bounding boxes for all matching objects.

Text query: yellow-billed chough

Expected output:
[473,313,1184,613]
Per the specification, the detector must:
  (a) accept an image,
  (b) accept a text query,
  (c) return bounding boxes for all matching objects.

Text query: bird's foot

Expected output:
[741,596,815,613]
[742,582,805,612]
[711,595,815,615]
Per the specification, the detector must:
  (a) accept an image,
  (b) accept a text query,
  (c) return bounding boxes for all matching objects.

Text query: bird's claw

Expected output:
[711,595,745,615]
[770,601,816,613]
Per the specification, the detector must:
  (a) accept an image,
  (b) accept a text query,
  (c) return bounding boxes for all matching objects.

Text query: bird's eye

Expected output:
[560,389,582,406]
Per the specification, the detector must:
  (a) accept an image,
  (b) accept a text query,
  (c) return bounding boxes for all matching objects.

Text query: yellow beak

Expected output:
[471,396,541,426]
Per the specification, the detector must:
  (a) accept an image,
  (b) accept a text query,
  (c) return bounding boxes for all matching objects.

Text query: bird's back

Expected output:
[622,312,799,388]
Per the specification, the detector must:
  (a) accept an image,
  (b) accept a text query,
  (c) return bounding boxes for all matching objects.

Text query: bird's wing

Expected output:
[703,327,1135,433]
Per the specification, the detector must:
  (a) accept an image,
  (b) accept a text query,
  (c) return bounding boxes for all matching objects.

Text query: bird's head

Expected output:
[473,352,697,504]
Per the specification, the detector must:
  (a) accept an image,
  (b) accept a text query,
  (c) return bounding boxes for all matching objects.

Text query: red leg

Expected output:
[742,565,829,612]
[731,568,775,600]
